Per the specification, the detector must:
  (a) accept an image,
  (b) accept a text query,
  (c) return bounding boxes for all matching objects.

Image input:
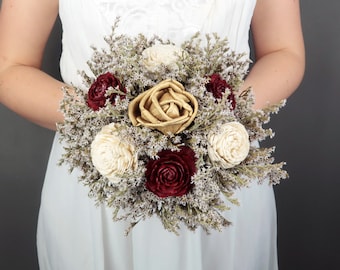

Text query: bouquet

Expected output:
[57,21,288,234]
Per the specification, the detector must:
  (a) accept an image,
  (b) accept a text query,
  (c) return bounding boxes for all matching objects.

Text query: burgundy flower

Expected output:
[145,146,197,198]
[206,74,236,110]
[87,72,126,110]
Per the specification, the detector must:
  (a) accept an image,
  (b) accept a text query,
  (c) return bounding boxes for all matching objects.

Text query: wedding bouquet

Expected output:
[57,21,287,234]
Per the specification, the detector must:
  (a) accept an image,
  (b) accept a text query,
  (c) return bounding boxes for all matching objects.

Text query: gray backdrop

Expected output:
[1,1,339,269]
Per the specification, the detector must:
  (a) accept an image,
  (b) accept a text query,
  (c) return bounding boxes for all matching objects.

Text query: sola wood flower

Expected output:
[208,122,250,168]
[87,72,126,111]
[145,146,197,198]
[206,74,236,109]
[90,123,137,183]
[128,79,198,134]
[142,44,184,72]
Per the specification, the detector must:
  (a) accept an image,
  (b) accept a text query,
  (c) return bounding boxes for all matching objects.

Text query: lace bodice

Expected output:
[59,0,256,87]
[97,0,216,42]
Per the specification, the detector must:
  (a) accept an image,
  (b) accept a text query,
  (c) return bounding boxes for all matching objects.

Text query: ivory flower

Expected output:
[90,123,137,183]
[128,79,198,134]
[208,122,250,168]
[142,44,183,72]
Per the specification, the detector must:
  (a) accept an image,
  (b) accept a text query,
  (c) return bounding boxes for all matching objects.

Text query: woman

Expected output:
[0,0,305,269]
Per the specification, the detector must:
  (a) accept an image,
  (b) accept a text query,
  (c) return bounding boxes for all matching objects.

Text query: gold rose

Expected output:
[128,79,198,134]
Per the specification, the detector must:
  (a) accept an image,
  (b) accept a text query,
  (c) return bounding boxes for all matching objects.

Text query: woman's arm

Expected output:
[0,0,65,130]
[244,0,305,109]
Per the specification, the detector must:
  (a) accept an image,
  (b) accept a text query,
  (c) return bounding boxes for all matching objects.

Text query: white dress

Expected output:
[37,0,278,269]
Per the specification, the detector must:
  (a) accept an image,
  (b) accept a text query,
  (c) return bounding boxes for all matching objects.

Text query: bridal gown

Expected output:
[37,0,278,269]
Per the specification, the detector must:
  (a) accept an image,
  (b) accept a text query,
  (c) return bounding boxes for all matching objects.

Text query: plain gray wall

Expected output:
[0,1,339,269]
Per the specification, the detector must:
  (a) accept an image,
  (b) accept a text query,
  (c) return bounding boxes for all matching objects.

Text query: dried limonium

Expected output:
[57,20,288,235]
